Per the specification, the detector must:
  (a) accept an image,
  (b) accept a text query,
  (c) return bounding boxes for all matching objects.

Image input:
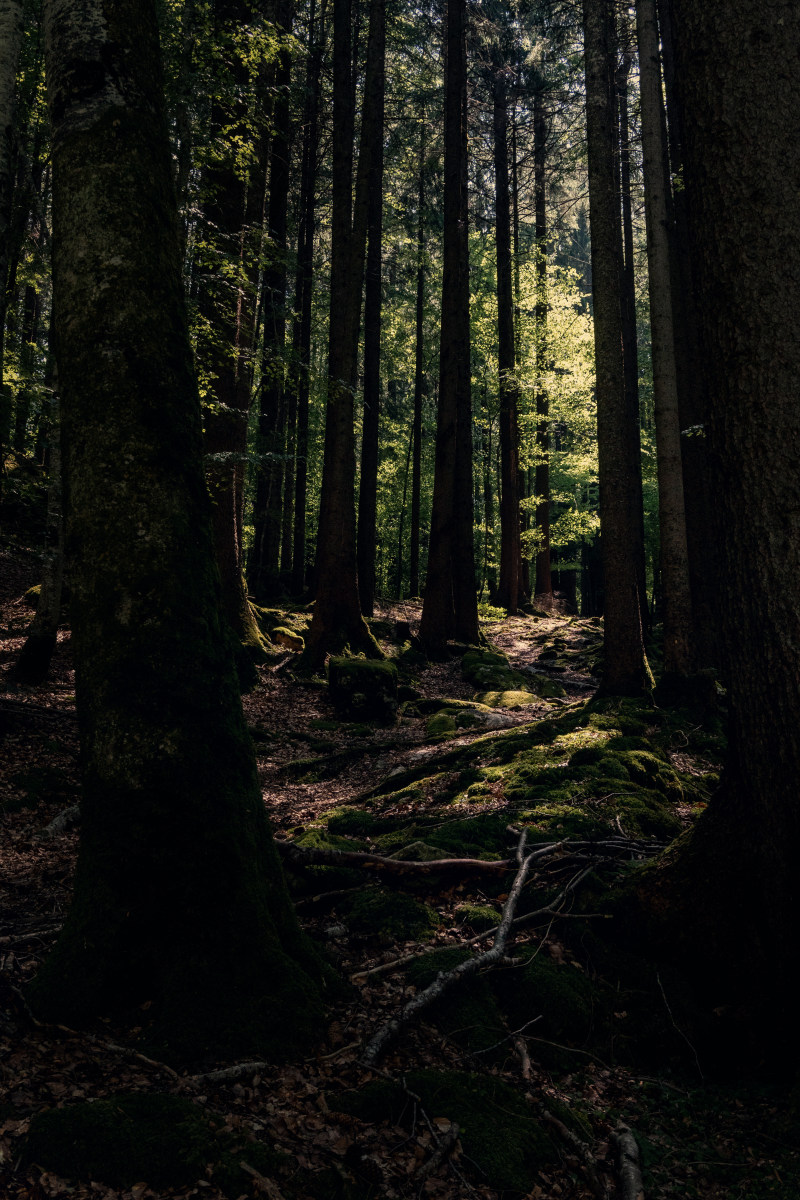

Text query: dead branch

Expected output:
[192,1060,270,1085]
[361,833,537,1065]
[535,1100,608,1198]
[414,1121,461,1182]
[613,1123,644,1200]
[514,1036,533,1082]
[38,804,81,839]
[276,839,515,877]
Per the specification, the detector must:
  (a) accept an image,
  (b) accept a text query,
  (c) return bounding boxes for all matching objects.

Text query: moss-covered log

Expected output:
[30,0,329,1062]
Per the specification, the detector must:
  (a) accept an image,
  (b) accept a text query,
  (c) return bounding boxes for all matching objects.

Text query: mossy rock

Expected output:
[614,749,684,802]
[328,657,398,723]
[476,688,541,709]
[23,1093,287,1195]
[342,887,437,943]
[427,712,458,738]
[271,625,304,652]
[454,902,501,931]
[334,1069,558,1193]
[493,950,602,1062]
[593,786,682,840]
[23,583,41,607]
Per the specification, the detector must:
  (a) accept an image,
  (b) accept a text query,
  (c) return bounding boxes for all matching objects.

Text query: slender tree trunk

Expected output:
[395,423,413,599]
[409,111,426,598]
[582,0,649,693]
[301,0,383,665]
[633,0,800,1065]
[291,0,325,596]
[636,0,693,677]
[532,83,552,601]
[356,0,386,617]
[420,0,479,650]
[511,111,530,598]
[494,73,522,615]
[0,0,24,489]
[30,0,328,1060]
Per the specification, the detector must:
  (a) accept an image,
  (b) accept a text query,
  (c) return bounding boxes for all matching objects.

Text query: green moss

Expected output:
[271,625,304,652]
[476,688,542,709]
[328,657,398,723]
[493,950,600,1058]
[404,948,506,1052]
[427,712,457,737]
[454,902,501,931]
[334,1070,558,1193]
[343,887,437,943]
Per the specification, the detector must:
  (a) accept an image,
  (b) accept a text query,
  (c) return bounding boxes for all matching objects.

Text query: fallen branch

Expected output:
[38,804,81,839]
[414,1121,461,1182]
[613,1123,644,1200]
[361,833,537,1065]
[535,1100,608,1198]
[192,1060,270,1085]
[276,839,515,877]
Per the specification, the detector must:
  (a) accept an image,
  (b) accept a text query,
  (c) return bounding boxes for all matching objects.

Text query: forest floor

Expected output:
[2,543,800,1200]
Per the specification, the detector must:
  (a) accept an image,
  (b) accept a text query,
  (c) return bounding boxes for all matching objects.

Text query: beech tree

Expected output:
[30,0,329,1061]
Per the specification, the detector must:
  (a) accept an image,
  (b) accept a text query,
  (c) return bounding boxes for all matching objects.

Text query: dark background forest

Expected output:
[1,0,799,1197]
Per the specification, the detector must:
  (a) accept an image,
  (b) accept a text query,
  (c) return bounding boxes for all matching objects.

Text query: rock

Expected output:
[328,656,398,723]
[270,625,304,652]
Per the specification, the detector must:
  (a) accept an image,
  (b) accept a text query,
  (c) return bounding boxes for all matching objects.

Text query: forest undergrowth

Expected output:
[2,545,799,1200]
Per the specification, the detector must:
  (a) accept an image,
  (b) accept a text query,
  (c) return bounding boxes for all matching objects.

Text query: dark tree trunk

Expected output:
[582,0,649,693]
[494,73,522,615]
[632,0,800,1064]
[511,113,531,598]
[249,0,294,604]
[636,0,693,677]
[301,0,384,664]
[532,83,552,601]
[356,0,386,617]
[420,0,479,650]
[0,0,24,492]
[409,115,425,599]
[291,0,325,596]
[30,0,328,1061]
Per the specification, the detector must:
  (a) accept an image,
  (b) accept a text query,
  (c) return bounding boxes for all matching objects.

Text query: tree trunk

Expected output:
[30,0,328,1063]
[409,114,425,599]
[532,83,552,601]
[356,0,386,618]
[0,0,24,489]
[582,0,649,694]
[420,0,479,650]
[633,0,800,1063]
[635,0,693,678]
[494,73,522,615]
[301,0,383,665]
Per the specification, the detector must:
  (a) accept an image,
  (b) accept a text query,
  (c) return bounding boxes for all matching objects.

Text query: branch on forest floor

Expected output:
[276,839,516,876]
[613,1123,645,1200]
[361,833,538,1065]
[191,1060,271,1085]
[533,1098,609,1199]
[38,804,81,839]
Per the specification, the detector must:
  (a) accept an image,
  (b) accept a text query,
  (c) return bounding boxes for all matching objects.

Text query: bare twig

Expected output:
[362,833,538,1065]
[613,1123,644,1200]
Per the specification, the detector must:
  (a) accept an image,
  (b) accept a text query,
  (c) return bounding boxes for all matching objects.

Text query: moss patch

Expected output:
[328,657,398,723]
[342,887,437,944]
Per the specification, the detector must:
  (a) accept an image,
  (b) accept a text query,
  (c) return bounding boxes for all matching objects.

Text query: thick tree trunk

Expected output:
[356,0,386,618]
[420,0,479,650]
[635,0,693,678]
[633,0,800,1062]
[494,75,522,615]
[582,0,650,694]
[30,0,328,1063]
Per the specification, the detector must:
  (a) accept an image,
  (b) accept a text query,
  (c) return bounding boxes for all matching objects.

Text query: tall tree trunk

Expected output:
[301,0,384,665]
[616,44,648,629]
[0,0,24,490]
[494,72,522,615]
[291,0,325,596]
[633,0,800,1065]
[249,0,293,604]
[582,0,649,693]
[409,110,426,599]
[532,82,552,600]
[420,0,479,650]
[657,0,716,667]
[636,0,693,678]
[356,0,386,617]
[30,0,328,1060]
[511,111,530,598]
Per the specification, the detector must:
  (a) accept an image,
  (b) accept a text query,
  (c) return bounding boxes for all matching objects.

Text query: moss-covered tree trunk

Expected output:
[30,0,328,1064]
[633,0,800,1061]
[582,0,650,694]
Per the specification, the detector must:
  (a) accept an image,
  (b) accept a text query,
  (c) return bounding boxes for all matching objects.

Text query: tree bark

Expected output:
[420,0,479,650]
[634,0,800,1062]
[409,113,425,599]
[0,0,24,487]
[30,0,328,1063]
[532,82,552,601]
[301,0,383,665]
[356,0,386,617]
[635,0,693,677]
[582,0,650,694]
[494,71,522,615]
